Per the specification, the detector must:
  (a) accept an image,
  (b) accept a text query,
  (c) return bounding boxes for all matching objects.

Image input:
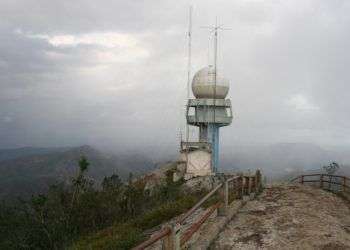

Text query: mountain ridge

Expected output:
[0,145,155,199]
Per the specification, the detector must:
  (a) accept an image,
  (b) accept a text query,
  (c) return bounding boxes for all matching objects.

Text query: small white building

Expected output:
[180,142,213,178]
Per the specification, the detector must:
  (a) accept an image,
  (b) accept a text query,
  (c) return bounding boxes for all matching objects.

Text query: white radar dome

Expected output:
[192,66,229,99]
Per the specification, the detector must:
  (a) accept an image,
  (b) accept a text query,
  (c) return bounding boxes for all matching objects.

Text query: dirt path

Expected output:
[211,184,350,250]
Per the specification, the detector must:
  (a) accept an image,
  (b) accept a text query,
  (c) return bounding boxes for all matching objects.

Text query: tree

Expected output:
[323,162,340,175]
[71,156,91,207]
[102,174,122,192]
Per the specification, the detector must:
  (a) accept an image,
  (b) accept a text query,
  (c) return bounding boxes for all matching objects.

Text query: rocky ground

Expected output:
[211,184,350,250]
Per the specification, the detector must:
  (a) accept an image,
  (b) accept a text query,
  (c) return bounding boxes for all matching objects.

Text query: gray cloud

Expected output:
[1,0,350,157]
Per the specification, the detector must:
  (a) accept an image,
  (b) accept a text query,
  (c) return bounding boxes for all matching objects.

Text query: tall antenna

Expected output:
[201,19,231,97]
[201,19,230,172]
[185,6,192,171]
[187,6,192,101]
[214,17,218,125]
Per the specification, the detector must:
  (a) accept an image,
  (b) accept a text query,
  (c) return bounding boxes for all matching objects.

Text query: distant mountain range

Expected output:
[0,145,155,199]
[0,146,70,162]
[1,142,350,199]
[220,143,350,180]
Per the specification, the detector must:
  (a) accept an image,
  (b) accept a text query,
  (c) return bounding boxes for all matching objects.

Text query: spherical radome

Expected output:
[192,66,229,99]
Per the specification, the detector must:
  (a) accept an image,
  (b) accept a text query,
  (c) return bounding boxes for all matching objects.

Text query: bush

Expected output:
[73,223,144,250]
[0,157,204,250]
[135,195,197,230]
[73,195,199,249]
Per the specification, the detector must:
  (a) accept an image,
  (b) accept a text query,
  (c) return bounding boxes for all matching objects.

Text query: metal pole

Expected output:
[212,18,218,173]
[185,6,192,173]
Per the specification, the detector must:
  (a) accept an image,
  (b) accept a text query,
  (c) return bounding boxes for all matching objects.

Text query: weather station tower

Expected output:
[181,16,233,178]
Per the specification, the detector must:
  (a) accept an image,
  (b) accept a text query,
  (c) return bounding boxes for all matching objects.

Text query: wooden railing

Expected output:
[290,174,350,192]
[132,170,263,250]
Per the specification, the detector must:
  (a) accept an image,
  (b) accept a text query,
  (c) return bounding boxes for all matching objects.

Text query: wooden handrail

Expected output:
[322,174,350,180]
[132,227,171,250]
[226,176,240,183]
[180,203,220,246]
[321,180,349,187]
[291,174,350,180]
[133,171,262,249]
[291,174,350,192]
[177,183,222,224]
[289,176,300,182]
[299,174,322,177]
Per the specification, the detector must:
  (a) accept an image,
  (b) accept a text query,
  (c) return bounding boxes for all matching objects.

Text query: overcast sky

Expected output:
[1,0,350,155]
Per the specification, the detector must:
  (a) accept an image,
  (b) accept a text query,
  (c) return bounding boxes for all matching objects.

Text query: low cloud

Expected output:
[1,0,350,154]
[286,94,320,112]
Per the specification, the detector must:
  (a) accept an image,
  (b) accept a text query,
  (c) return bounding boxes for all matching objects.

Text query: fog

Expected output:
[1,0,350,162]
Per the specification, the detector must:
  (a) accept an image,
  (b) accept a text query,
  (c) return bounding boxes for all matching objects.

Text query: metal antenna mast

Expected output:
[201,19,230,172]
[185,6,192,171]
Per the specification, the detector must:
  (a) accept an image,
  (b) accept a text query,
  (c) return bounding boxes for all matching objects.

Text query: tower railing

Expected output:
[132,170,263,250]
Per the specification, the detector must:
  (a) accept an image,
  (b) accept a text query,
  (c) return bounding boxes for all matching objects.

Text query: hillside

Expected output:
[0,145,155,199]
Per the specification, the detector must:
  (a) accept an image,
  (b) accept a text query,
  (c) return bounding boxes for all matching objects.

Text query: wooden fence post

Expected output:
[248,176,252,195]
[173,223,181,250]
[320,174,323,189]
[162,227,174,250]
[237,178,241,199]
[256,170,262,192]
[233,178,238,199]
[243,176,247,195]
[218,180,229,216]
[241,176,245,198]
[238,176,242,199]
[300,175,304,184]
[225,180,229,209]
[250,176,256,199]
[343,177,346,192]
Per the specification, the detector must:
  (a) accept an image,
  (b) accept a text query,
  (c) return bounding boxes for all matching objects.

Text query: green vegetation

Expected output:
[0,157,204,249]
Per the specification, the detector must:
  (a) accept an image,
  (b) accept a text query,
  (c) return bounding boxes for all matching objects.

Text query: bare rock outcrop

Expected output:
[212,184,350,249]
